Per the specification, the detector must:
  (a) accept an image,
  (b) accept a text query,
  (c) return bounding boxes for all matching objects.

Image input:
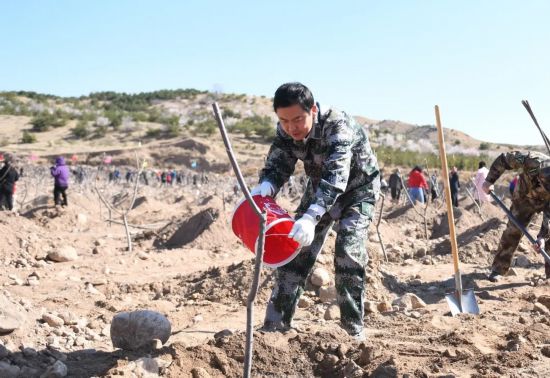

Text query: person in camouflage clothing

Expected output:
[250,82,380,340]
[482,151,550,281]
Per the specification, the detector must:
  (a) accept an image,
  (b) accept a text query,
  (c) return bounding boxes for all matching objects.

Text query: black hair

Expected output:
[478,161,486,168]
[412,165,423,173]
[273,82,314,112]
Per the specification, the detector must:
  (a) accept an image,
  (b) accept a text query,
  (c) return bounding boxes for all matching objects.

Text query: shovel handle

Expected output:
[434,106,462,277]
[490,191,550,264]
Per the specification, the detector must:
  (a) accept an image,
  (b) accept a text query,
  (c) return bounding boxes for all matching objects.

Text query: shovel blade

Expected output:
[445,289,480,316]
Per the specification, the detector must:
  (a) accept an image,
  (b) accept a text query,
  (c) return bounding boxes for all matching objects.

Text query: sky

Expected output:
[1,0,549,146]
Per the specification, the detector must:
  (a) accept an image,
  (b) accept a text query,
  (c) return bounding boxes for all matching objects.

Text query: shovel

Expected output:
[489,191,550,265]
[435,106,480,316]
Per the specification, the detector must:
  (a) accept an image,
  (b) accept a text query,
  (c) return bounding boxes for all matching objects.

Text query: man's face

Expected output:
[276,104,317,141]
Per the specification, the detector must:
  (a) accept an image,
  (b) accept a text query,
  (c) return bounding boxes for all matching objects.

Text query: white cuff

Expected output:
[305,204,326,223]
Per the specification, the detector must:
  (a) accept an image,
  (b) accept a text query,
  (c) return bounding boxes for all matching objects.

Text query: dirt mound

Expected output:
[177,260,275,306]
[156,208,219,248]
[153,195,238,250]
[164,328,384,377]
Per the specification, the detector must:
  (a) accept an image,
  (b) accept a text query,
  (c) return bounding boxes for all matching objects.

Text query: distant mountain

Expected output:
[362,118,546,157]
[0,90,544,163]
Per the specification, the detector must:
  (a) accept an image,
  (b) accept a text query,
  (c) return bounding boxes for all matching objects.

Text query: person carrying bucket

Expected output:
[251,82,380,341]
[482,151,550,281]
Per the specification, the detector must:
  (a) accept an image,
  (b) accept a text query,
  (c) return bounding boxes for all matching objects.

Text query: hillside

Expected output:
[0,90,545,170]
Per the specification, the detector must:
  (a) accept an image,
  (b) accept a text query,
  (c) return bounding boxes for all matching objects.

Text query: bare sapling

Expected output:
[212,102,266,378]
[93,151,144,252]
[375,193,388,262]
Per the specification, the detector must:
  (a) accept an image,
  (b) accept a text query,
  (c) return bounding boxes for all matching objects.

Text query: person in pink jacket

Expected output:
[474,161,489,203]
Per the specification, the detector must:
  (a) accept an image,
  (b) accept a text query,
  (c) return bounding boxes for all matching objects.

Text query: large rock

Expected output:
[310,268,331,287]
[48,246,78,262]
[0,294,25,335]
[110,310,171,350]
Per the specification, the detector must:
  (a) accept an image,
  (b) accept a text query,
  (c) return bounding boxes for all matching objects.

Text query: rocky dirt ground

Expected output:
[0,160,549,378]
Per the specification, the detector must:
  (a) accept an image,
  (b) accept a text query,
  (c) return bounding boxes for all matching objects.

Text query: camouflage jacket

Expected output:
[486,151,550,239]
[259,106,380,213]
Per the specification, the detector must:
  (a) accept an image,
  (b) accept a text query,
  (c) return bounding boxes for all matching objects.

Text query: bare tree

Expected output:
[93,152,144,252]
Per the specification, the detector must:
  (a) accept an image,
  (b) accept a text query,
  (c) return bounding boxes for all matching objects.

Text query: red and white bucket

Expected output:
[231,195,300,268]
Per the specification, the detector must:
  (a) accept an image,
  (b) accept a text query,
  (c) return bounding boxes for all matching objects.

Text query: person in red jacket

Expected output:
[407,166,428,204]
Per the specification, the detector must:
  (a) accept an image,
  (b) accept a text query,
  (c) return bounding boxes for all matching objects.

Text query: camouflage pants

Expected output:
[264,201,373,336]
[492,200,550,278]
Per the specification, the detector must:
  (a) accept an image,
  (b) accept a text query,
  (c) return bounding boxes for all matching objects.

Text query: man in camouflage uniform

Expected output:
[251,82,380,340]
[482,151,550,281]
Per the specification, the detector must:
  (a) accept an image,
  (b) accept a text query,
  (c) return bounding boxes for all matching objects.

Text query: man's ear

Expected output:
[311,103,318,118]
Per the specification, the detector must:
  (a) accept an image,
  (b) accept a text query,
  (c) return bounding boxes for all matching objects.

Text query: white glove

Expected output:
[250,181,274,197]
[289,214,316,247]
[533,237,546,254]
[482,180,494,194]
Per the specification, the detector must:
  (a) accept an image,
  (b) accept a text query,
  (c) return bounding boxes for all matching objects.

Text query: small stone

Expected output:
[193,315,203,323]
[86,283,101,295]
[508,268,519,276]
[298,296,314,308]
[48,246,78,262]
[421,256,433,265]
[415,247,427,258]
[507,341,520,352]
[0,294,25,334]
[337,343,349,358]
[358,345,378,365]
[537,295,550,310]
[137,252,149,260]
[94,239,105,247]
[74,336,86,346]
[192,367,211,378]
[364,301,378,313]
[77,213,88,225]
[325,354,339,364]
[318,285,337,302]
[214,328,233,339]
[443,348,457,358]
[311,268,331,287]
[533,303,550,314]
[324,304,340,320]
[377,301,392,312]
[43,313,65,328]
